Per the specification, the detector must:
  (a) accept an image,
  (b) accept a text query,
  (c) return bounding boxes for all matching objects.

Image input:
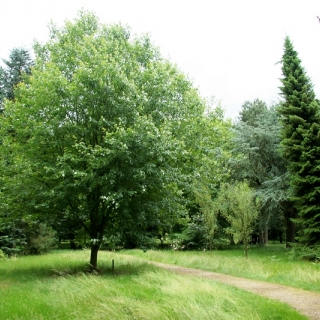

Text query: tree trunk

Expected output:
[286,206,296,248]
[90,245,99,269]
[259,228,264,246]
[264,224,268,246]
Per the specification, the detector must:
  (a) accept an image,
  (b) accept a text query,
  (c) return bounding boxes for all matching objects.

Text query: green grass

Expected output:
[122,245,320,292]
[0,250,307,319]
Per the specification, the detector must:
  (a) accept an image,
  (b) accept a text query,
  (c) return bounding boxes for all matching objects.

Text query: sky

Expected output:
[1,0,320,118]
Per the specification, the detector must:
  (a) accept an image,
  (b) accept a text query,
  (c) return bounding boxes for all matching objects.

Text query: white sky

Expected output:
[1,0,320,118]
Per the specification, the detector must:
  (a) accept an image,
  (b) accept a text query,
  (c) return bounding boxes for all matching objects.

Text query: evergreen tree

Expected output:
[0,48,33,107]
[278,36,320,246]
[238,98,268,126]
[232,104,287,245]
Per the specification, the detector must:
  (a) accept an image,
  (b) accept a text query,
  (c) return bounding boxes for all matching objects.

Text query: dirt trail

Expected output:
[149,261,320,320]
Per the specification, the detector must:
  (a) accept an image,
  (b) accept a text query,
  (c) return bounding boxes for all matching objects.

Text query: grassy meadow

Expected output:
[124,245,320,292]
[0,249,308,320]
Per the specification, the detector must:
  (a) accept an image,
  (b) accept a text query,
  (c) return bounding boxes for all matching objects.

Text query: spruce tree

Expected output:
[278,36,320,246]
[238,98,268,126]
[0,48,33,107]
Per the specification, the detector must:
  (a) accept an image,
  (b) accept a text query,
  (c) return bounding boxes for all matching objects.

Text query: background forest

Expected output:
[0,12,319,268]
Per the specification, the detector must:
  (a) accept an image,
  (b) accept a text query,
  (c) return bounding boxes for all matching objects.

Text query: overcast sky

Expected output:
[1,0,320,118]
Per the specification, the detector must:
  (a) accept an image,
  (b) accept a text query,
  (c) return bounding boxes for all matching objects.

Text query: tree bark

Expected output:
[259,228,264,246]
[90,245,99,269]
[264,224,268,246]
[285,206,296,248]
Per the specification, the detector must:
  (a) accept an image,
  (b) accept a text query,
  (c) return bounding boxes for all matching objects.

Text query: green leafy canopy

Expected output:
[0,11,205,267]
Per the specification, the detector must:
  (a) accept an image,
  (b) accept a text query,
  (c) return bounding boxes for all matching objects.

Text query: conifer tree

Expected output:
[278,36,320,246]
[238,98,268,126]
[0,48,33,107]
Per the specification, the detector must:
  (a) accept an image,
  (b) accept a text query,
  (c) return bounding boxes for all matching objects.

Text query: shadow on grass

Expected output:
[0,256,156,283]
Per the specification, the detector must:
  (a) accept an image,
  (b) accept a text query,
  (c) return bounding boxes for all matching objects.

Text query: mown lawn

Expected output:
[0,250,308,319]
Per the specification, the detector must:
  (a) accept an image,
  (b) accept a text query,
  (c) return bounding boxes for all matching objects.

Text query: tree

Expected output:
[0,217,26,256]
[0,48,33,107]
[238,99,268,126]
[0,12,204,268]
[232,102,295,246]
[278,36,320,246]
[213,182,259,258]
[178,104,233,249]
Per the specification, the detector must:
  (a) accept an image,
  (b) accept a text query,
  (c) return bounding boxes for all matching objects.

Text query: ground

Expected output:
[149,261,320,320]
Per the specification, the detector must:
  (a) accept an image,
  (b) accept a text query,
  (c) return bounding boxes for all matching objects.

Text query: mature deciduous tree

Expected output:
[278,36,320,246]
[0,12,204,268]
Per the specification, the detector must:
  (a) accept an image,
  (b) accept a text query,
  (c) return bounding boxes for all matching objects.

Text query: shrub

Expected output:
[289,244,320,262]
[0,219,27,256]
[25,223,57,255]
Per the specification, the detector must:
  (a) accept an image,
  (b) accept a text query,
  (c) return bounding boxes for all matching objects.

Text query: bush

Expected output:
[25,223,57,255]
[0,235,17,256]
[289,244,320,262]
[0,218,27,256]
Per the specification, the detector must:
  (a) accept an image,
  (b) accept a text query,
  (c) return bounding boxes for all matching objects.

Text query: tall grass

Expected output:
[123,245,320,292]
[0,250,307,319]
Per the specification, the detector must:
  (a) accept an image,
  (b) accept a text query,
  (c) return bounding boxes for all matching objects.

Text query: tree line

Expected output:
[0,12,319,267]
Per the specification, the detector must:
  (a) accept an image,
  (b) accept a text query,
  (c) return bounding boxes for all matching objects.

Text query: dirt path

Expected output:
[149,261,320,320]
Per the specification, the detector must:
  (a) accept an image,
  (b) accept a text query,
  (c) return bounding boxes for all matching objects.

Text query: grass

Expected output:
[0,249,308,319]
[122,244,320,292]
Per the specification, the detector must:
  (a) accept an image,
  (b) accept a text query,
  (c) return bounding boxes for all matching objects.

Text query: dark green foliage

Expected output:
[232,105,284,188]
[53,215,82,246]
[0,218,56,256]
[0,235,17,256]
[0,12,204,267]
[278,36,320,246]
[0,48,33,106]
[232,103,289,244]
[289,243,320,262]
[119,230,158,250]
[180,213,206,249]
[0,218,27,256]
[24,223,56,255]
[238,99,268,126]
